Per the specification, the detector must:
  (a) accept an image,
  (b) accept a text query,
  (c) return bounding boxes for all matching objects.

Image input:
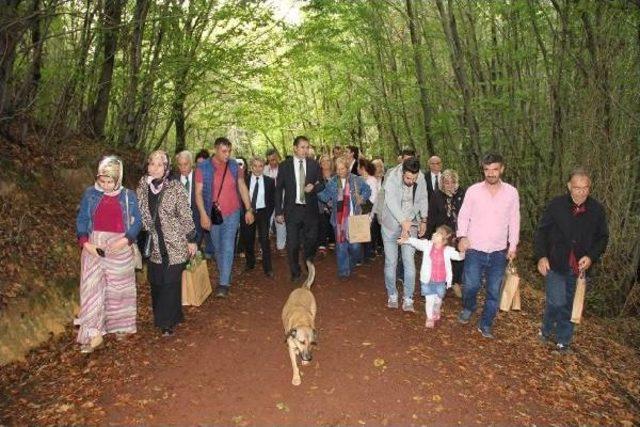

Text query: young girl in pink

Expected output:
[399,225,465,328]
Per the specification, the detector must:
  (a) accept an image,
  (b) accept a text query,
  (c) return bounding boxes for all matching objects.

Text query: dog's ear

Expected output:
[311,329,319,344]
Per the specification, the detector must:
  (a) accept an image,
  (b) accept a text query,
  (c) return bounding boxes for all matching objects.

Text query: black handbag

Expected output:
[143,190,164,259]
[210,162,229,225]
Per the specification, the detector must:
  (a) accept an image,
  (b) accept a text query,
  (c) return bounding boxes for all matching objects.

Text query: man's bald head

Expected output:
[428,156,442,174]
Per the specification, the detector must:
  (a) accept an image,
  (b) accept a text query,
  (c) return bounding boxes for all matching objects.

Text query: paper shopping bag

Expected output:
[511,284,521,311]
[182,258,212,306]
[571,273,587,324]
[499,262,521,311]
[348,214,371,243]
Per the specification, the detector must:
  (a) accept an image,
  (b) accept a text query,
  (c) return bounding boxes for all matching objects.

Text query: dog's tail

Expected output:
[302,260,315,289]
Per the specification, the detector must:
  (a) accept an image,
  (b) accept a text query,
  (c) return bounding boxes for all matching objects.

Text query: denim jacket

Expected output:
[318,174,371,227]
[76,186,143,243]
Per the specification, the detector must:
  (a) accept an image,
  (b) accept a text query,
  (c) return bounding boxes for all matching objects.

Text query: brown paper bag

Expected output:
[571,273,587,324]
[182,258,212,306]
[511,285,521,311]
[499,262,521,311]
[348,214,371,243]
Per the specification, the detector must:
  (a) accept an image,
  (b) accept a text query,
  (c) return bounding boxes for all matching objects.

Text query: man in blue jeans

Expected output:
[457,153,520,338]
[377,157,428,312]
[195,137,255,298]
[534,167,608,353]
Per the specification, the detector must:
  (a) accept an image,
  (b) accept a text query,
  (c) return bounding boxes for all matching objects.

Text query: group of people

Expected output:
[74,136,608,356]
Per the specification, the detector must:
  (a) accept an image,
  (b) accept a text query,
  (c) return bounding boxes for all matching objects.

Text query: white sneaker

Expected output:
[387,296,399,309]
[402,299,415,312]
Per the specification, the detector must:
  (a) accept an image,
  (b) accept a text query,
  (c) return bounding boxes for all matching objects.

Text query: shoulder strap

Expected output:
[215,162,229,203]
[125,189,130,229]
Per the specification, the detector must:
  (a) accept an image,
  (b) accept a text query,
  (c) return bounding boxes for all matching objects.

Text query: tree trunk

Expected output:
[121,0,150,146]
[436,0,481,165]
[134,1,167,148]
[19,0,45,111]
[405,0,435,156]
[49,0,97,135]
[172,82,187,153]
[0,0,25,124]
[88,0,125,138]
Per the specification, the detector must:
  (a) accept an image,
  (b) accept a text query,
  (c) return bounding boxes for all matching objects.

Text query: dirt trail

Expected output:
[1,253,638,425]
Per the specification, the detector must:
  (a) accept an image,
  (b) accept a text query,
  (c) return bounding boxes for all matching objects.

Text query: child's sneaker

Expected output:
[425,319,435,328]
[402,298,415,312]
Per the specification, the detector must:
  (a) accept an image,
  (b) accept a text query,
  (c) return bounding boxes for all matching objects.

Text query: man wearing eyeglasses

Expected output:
[425,155,442,201]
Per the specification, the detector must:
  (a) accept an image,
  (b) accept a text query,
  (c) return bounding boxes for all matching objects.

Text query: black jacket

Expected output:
[246,174,275,217]
[427,187,466,237]
[425,172,440,201]
[275,157,324,217]
[534,195,609,274]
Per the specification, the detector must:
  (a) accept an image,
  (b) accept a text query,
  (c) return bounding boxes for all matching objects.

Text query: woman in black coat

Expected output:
[427,169,466,296]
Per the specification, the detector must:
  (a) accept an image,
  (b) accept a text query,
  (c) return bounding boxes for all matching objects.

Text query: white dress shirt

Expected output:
[430,172,440,191]
[249,174,266,209]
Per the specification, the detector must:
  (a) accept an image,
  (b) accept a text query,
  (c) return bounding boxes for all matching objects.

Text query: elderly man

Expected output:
[457,153,520,338]
[174,151,202,244]
[378,157,428,312]
[264,149,286,254]
[534,167,608,353]
[195,137,254,298]
[425,155,442,200]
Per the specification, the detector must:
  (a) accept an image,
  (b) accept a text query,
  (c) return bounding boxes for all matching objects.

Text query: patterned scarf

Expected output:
[146,175,168,195]
[94,155,123,196]
[568,201,587,275]
[335,177,351,243]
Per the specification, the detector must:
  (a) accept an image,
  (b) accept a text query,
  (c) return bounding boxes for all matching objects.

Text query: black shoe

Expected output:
[161,328,174,337]
[291,273,301,283]
[215,286,229,298]
[553,343,572,354]
[265,270,274,278]
[244,265,255,273]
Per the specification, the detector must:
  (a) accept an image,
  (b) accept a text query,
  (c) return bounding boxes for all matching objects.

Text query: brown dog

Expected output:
[281,260,317,386]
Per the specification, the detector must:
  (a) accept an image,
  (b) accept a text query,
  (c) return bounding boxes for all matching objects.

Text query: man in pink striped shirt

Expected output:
[456,153,520,338]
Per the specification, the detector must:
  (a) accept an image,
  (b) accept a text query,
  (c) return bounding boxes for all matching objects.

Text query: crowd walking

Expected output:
[75,137,608,356]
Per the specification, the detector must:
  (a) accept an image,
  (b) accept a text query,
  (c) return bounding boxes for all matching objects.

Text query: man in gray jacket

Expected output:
[377,157,428,311]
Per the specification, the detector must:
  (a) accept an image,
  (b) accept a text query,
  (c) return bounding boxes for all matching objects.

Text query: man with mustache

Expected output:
[457,153,520,339]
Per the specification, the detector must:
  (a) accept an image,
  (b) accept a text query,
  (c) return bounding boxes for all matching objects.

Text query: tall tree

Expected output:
[88,0,125,138]
[405,0,435,156]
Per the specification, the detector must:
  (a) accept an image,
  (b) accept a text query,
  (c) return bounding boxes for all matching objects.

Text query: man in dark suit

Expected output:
[275,136,325,282]
[425,155,442,200]
[241,156,275,277]
[174,150,202,243]
[346,145,360,175]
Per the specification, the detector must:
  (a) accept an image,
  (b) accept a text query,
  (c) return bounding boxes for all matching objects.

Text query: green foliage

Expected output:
[1,0,638,316]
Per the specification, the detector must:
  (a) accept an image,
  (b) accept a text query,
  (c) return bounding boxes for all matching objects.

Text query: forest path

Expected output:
[1,252,638,425]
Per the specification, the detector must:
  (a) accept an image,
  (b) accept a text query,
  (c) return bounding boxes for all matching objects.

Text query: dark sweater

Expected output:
[427,187,466,237]
[534,195,609,274]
